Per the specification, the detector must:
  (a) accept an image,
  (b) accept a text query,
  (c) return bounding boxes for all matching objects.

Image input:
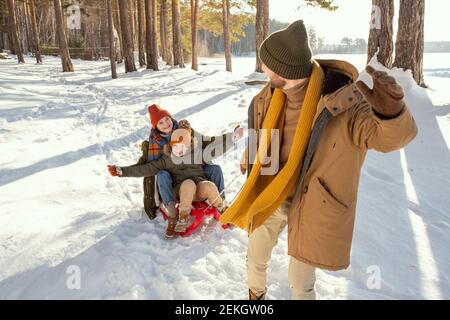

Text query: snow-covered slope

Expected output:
[0,54,449,299]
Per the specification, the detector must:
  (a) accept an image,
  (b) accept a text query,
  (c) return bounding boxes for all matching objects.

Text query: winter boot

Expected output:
[175,207,191,233]
[165,202,178,239]
[166,216,178,239]
[217,202,228,214]
[249,289,266,300]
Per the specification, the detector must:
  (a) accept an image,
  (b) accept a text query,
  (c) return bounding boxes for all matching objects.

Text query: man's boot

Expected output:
[249,289,266,300]
[165,202,178,239]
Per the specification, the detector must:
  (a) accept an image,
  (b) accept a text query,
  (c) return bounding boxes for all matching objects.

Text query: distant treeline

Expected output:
[424,42,450,53]
[204,19,450,56]
[204,20,369,56]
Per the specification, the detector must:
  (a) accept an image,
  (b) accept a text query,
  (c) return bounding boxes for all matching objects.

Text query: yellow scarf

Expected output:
[220,61,324,233]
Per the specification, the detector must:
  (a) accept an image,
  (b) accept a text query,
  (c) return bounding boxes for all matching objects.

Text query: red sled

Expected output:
[159,201,229,237]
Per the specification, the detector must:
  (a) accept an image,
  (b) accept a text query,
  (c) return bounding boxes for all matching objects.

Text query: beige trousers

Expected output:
[178,179,223,211]
[247,201,317,300]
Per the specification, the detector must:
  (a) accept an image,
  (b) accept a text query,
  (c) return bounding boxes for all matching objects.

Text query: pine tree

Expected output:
[137,0,146,66]
[145,0,158,70]
[53,0,73,71]
[150,0,158,70]
[222,0,231,72]
[255,0,268,72]
[6,0,25,63]
[118,0,136,72]
[190,0,199,71]
[114,0,123,63]
[197,0,254,57]
[160,0,173,65]
[303,0,337,11]
[28,0,42,63]
[172,0,184,67]
[107,0,117,78]
[394,0,425,86]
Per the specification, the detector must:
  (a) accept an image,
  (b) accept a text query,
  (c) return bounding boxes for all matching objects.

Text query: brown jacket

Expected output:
[243,60,418,271]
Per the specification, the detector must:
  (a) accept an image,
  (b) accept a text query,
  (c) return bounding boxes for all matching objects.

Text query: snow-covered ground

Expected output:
[0,53,449,299]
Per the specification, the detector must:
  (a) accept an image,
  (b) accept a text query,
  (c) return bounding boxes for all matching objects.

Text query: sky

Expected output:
[269,0,450,43]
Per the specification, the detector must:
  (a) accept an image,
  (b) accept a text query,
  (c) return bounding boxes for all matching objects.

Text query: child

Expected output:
[108,127,225,238]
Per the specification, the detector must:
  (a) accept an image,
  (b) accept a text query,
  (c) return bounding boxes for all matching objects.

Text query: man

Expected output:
[220,20,418,300]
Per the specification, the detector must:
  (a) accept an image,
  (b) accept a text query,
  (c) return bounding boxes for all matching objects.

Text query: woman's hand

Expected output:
[178,119,191,130]
[107,165,122,177]
[233,125,244,143]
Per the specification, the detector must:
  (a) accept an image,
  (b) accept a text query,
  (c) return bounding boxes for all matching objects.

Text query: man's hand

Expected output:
[240,148,248,175]
[107,165,122,177]
[356,66,405,118]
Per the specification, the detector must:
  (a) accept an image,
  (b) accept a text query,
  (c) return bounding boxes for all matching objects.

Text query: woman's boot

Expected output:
[165,202,178,239]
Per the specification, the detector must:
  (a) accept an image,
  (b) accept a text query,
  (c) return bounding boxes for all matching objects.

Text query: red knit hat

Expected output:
[148,104,171,129]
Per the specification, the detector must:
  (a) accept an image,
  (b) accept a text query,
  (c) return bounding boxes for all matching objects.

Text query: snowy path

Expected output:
[0,55,449,299]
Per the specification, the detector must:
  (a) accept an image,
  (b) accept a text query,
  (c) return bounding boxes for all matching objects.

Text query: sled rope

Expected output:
[204,170,244,212]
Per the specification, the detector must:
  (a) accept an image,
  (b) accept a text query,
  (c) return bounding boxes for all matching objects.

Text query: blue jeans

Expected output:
[156,164,225,205]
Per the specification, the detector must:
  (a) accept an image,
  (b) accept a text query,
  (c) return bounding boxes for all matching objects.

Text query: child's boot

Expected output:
[175,207,191,233]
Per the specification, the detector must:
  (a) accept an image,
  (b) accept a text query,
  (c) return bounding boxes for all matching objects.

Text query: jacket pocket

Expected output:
[299,177,354,269]
[314,177,348,214]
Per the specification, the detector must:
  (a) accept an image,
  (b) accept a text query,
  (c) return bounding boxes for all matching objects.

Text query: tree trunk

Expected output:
[415,2,425,86]
[160,0,166,63]
[107,0,117,79]
[15,3,27,55]
[150,0,158,70]
[0,32,4,52]
[53,0,73,71]
[118,0,136,72]
[161,0,173,65]
[129,0,136,50]
[144,0,152,69]
[22,1,32,55]
[7,15,16,54]
[223,0,231,72]
[172,0,184,67]
[393,0,425,86]
[28,0,42,63]
[190,0,199,71]
[114,0,123,63]
[255,0,268,72]
[144,0,153,69]
[6,0,25,63]
[137,0,146,66]
[367,0,394,67]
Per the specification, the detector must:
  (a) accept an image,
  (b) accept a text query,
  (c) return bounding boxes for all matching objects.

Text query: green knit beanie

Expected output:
[259,20,313,79]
